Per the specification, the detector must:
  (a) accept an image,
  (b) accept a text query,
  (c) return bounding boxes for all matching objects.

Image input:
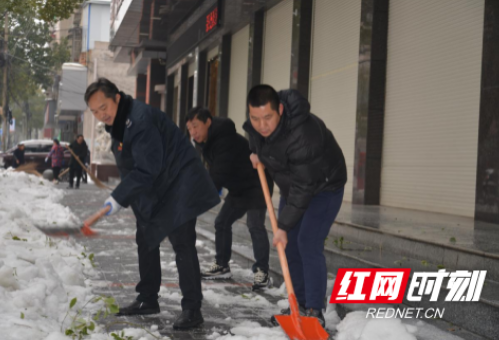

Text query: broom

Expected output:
[66,146,112,190]
[58,167,70,178]
[14,162,38,172]
[14,163,43,177]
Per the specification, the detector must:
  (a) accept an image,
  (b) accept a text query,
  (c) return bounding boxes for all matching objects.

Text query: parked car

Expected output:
[0,139,71,174]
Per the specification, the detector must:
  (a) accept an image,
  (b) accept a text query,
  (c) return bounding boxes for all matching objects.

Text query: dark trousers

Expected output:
[52,167,61,180]
[279,188,344,310]
[69,165,83,187]
[136,219,202,311]
[215,200,270,273]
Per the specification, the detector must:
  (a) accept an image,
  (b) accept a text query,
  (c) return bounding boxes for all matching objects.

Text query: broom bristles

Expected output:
[25,169,43,178]
[14,162,38,172]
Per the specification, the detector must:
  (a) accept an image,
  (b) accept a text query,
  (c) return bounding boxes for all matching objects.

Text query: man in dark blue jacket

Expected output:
[84,78,220,330]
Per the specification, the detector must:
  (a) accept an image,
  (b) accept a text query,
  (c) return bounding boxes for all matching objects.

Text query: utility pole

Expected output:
[1,11,9,152]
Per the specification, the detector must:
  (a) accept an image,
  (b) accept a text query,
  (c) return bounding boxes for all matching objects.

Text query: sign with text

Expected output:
[330,268,486,304]
[167,1,221,67]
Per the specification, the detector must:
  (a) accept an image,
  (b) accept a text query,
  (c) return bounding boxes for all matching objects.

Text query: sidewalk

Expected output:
[336,202,499,256]
[60,184,288,340]
[57,182,482,340]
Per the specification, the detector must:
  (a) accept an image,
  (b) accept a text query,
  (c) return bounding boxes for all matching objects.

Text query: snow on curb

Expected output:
[0,170,167,340]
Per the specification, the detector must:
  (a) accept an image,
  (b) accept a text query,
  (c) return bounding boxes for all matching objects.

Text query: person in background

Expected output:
[12,143,25,168]
[186,107,273,290]
[68,134,88,189]
[46,139,65,183]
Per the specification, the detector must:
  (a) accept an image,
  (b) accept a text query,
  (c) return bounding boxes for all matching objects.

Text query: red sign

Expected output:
[206,7,218,33]
[330,268,411,304]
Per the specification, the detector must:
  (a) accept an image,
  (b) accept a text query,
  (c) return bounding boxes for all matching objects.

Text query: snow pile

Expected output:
[0,170,167,340]
[335,311,417,340]
[208,321,288,340]
[0,170,80,229]
[203,289,273,308]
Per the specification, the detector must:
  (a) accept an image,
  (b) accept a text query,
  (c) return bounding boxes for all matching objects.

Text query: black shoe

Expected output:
[67,185,73,189]
[201,262,232,280]
[75,185,79,189]
[173,309,204,330]
[306,308,326,328]
[116,300,160,316]
[252,268,273,290]
[270,304,307,326]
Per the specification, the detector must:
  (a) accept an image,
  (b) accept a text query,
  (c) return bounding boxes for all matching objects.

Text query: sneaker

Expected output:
[173,309,204,330]
[306,308,326,328]
[252,268,273,290]
[116,300,160,316]
[201,262,232,280]
[270,304,307,326]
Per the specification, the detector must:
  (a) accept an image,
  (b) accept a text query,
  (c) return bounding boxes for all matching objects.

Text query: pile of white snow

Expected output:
[209,279,420,340]
[335,311,417,340]
[0,170,167,340]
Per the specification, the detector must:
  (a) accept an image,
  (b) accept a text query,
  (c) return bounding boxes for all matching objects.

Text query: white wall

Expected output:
[82,2,111,52]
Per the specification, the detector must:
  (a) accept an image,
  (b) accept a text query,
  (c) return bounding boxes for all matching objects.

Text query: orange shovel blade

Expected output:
[274,314,329,340]
[80,223,98,236]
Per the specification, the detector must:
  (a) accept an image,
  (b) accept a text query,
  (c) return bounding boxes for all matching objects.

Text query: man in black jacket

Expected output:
[12,143,25,168]
[244,85,347,327]
[84,78,220,330]
[186,107,273,289]
[68,135,88,189]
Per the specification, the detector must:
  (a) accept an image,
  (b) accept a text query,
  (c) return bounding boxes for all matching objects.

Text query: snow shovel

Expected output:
[66,146,112,190]
[256,163,329,340]
[80,205,110,236]
[36,206,108,238]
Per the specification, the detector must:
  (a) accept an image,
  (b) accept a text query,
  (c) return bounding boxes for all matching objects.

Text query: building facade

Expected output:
[110,0,499,224]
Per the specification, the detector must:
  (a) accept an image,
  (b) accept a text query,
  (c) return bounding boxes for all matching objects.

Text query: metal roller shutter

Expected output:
[262,0,293,91]
[381,0,484,216]
[309,0,361,202]
[228,25,250,135]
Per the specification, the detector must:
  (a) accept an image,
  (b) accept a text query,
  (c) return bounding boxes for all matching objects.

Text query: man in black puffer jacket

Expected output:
[84,78,220,330]
[186,107,273,289]
[244,85,347,328]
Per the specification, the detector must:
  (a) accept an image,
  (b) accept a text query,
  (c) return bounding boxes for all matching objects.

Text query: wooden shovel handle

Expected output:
[256,163,296,297]
[84,206,111,228]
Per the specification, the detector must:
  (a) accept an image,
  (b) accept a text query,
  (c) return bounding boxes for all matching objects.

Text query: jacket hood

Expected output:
[279,89,310,130]
[196,117,236,148]
[209,117,236,140]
